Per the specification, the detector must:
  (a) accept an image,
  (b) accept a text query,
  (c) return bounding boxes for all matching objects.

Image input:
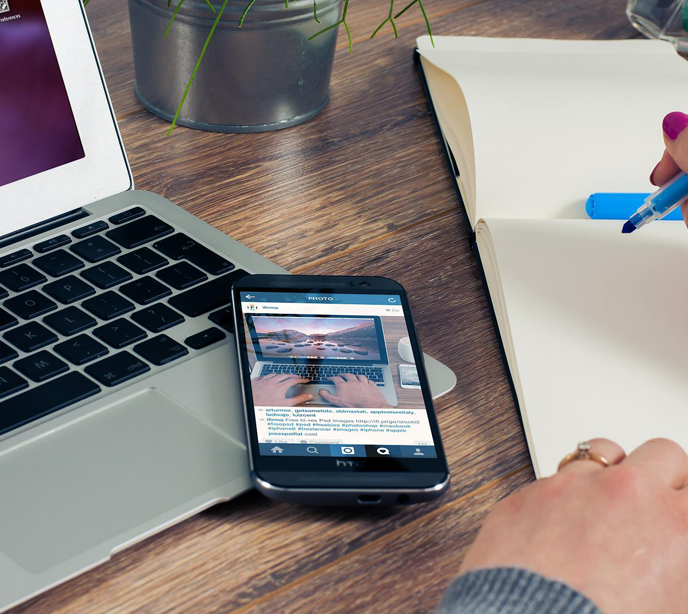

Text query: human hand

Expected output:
[460,438,688,614]
[318,373,391,408]
[651,112,688,227]
[251,373,313,406]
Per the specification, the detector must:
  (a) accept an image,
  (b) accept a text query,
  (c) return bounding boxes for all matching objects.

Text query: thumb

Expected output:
[290,393,314,405]
[318,389,341,406]
[661,112,688,178]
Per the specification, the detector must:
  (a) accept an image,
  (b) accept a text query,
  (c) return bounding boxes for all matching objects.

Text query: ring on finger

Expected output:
[558,442,610,472]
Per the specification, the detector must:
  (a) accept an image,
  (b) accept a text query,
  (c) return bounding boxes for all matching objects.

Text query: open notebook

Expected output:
[417,36,688,476]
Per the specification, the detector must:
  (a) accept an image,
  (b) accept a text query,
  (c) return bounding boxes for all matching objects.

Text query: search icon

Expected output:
[306,446,319,454]
[376,447,390,456]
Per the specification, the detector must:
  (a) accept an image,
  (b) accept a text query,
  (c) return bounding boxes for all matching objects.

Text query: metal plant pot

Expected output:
[128,0,343,132]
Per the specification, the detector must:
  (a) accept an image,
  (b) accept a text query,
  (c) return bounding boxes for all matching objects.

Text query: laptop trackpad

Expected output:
[0,389,248,574]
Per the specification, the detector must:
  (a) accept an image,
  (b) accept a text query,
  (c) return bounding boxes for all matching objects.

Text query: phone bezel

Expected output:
[232,275,449,491]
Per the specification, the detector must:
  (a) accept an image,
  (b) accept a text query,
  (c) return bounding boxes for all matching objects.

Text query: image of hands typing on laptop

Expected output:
[6,0,688,612]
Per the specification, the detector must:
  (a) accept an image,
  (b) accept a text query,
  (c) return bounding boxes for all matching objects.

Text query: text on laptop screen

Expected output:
[0,0,84,188]
[240,292,438,460]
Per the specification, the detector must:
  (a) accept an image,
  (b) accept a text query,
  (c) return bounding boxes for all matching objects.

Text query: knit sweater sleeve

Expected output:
[437,568,603,614]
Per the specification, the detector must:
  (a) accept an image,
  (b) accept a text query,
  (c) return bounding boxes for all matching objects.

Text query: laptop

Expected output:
[247,314,399,407]
[0,1,457,611]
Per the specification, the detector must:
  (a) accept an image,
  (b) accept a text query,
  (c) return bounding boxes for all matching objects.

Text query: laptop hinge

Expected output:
[0,208,90,250]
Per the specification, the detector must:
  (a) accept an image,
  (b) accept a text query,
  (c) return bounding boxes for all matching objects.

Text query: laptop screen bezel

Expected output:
[245,313,390,366]
[0,0,132,239]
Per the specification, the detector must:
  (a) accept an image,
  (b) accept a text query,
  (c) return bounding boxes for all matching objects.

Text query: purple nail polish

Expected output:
[663,112,688,140]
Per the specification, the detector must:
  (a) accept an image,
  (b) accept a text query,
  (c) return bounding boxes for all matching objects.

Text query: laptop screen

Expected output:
[246,314,388,365]
[0,0,85,188]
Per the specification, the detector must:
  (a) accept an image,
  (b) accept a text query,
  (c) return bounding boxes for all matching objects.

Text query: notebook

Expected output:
[417,36,688,477]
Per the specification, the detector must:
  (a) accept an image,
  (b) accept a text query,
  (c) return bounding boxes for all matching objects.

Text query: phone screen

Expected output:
[238,290,438,461]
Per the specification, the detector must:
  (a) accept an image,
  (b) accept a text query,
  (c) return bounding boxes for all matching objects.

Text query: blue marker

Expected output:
[622,171,688,234]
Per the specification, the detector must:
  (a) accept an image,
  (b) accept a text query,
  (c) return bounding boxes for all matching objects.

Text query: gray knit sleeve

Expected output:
[437,568,603,614]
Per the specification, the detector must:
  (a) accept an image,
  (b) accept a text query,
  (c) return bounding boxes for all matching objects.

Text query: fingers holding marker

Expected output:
[651,149,681,186]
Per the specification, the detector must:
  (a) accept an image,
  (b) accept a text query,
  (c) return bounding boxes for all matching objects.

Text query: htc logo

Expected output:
[307,296,333,301]
[336,460,366,468]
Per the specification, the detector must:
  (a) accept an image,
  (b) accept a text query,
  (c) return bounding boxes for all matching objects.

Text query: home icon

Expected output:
[271,446,284,454]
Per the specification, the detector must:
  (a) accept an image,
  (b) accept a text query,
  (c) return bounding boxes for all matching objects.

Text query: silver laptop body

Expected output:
[0,2,456,612]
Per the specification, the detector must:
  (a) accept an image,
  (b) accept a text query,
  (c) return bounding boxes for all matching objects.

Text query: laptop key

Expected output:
[81,262,132,289]
[4,291,57,320]
[14,350,69,382]
[82,292,135,320]
[109,206,145,226]
[168,269,247,317]
[0,308,17,332]
[185,327,226,350]
[208,306,234,333]
[120,276,172,305]
[0,341,18,365]
[0,287,6,300]
[85,351,150,387]
[4,322,58,353]
[0,249,32,268]
[94,318,147,349]
[44,306,97,336]
[0,264,47,292]
[155,262,207,290]
[154,233,234,275]
[72,220,108,239]
[0,367,28,400]
[117,247,167,275]
[0,371,101,436]
[70,236,121,263]
[134,334,189,366]
[131,303,184,333]
[106,215,174,249]
[34,234,71,253]
[43,275,96,304]
[54,334,109,366]
[34,249,85,277]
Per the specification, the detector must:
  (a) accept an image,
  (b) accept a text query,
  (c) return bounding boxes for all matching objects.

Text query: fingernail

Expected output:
[650,161,660,184]
[663,112,688,140]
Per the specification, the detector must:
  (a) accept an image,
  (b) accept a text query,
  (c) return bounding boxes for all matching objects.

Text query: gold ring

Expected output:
[557,442,610,472]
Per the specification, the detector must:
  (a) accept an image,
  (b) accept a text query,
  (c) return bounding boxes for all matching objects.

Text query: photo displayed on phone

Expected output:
[239,292,438,460]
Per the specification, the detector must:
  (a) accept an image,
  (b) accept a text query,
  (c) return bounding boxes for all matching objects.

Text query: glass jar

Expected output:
[627,0,688,50]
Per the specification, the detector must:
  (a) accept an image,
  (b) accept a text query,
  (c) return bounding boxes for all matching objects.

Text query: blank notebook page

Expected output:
[418,37,688,223]
[485,217,688,476]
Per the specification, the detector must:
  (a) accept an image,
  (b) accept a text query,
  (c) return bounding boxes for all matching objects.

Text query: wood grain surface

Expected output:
[11,0,637,612]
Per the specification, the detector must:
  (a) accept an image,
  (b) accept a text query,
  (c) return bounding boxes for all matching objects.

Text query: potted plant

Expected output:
[87,0,433,134]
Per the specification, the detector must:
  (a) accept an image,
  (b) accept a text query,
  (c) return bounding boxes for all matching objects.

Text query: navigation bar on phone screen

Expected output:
[259,444,437,458]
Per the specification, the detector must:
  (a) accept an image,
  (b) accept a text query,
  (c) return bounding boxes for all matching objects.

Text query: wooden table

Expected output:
[13,1,639,612]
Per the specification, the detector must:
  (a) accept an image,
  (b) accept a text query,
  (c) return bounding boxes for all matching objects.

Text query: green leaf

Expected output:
[165,0,186,38]
[168,0,230,134]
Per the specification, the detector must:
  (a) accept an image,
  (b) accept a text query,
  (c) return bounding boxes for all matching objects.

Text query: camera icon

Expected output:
[341,446,355,455]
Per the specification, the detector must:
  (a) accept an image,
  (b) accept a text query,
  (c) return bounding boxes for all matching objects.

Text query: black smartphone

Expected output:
[232,275,450,506]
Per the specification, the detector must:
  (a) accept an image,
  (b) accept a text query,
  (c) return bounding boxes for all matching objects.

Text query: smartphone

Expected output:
[399,364,421,390]
[232,275,450,506]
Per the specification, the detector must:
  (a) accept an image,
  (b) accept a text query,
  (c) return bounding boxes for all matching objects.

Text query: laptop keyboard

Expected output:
[260,364,385,385]
[0,207,247,437]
